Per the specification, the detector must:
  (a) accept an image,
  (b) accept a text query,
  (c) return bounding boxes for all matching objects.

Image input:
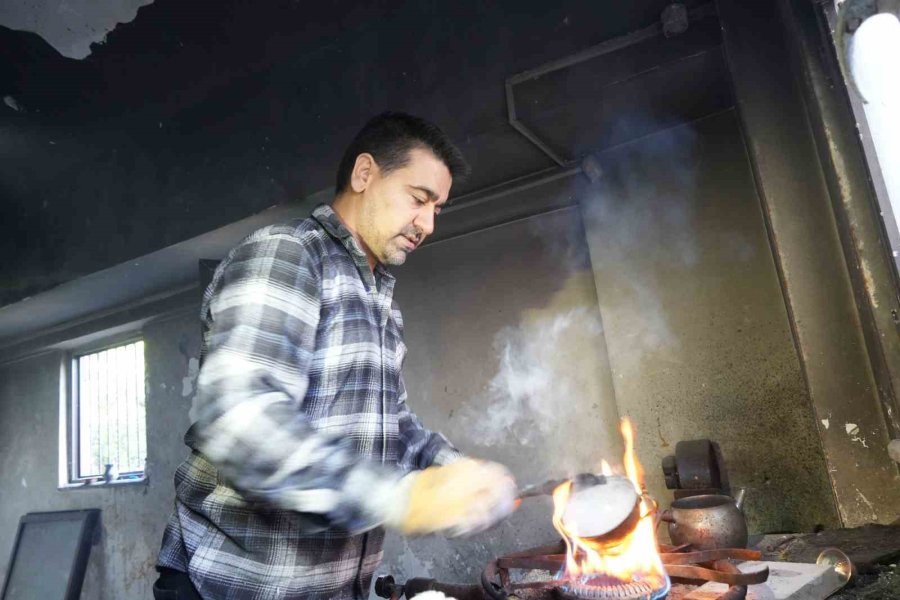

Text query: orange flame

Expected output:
[552,418,669,592]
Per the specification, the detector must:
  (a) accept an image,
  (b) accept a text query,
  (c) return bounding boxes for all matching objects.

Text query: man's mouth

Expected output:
[400,235,419,251]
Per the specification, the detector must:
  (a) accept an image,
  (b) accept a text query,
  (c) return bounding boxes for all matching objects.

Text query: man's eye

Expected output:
[413,196,425,205]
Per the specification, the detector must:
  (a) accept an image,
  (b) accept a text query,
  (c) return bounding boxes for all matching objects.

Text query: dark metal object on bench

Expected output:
[661,439,730,499]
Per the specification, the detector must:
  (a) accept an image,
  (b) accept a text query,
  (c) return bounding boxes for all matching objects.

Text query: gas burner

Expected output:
[375,541,768,600]
[556,575,669,600]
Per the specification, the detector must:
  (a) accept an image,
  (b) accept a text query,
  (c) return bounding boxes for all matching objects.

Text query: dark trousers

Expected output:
[152,567,202,600]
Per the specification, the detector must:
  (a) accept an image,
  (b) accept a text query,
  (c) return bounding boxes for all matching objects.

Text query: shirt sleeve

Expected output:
[396,373,464,470]
[192,227,402,534]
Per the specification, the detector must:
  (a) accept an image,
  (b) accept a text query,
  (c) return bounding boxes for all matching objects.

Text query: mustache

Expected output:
[399,226,424,244]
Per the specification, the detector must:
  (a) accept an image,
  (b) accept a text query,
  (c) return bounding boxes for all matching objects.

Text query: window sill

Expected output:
[58,475,148,491]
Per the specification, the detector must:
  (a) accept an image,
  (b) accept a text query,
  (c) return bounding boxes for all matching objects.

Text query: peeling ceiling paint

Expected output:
[0,0,153,59]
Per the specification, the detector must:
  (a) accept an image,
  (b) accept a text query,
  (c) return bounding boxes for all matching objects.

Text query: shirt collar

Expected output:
[312,203,395,289]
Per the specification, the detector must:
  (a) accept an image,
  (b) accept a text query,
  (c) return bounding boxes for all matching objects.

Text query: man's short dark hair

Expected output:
[335,112,470,194]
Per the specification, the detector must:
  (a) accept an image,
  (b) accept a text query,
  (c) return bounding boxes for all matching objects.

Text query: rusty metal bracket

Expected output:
[660,548,762,564]
[665,563,769,586]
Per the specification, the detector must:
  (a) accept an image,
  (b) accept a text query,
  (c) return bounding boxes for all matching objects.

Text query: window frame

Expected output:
[820,2,900,281]
[61,332,149,489]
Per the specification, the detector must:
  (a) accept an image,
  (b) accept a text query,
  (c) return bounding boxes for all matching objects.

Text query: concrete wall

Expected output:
[0,309,200,599]
[581,110,839,534]
[718,0,900,526]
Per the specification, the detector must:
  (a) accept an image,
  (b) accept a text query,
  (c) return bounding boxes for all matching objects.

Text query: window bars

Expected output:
[71,340,146,480]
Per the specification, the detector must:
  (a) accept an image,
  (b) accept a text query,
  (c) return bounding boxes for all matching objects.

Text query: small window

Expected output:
[66,339,147,484]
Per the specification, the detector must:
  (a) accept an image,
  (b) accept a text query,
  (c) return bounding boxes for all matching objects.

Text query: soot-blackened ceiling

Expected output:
[0,0,713,307]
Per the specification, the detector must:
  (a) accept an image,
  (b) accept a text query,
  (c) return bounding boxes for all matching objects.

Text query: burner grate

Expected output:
[556,575,668,600]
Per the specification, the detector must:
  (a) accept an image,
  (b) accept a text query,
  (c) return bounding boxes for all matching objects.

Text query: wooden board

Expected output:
[754,525,900,573]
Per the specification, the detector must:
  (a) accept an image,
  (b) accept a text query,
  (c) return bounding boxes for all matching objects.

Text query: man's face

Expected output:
[357,147,452,266]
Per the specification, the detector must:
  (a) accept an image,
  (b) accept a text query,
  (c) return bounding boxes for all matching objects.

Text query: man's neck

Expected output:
[331,195,378,271]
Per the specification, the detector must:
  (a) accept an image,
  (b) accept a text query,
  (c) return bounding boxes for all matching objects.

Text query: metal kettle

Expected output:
[660,489,748,550]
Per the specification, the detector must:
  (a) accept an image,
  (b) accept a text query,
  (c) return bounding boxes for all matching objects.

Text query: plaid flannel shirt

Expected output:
[157,204,461,599]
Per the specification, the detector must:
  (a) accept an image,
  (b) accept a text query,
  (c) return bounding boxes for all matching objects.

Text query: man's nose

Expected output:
[415,208,435,237]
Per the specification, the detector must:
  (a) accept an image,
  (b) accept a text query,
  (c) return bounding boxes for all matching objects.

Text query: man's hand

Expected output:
[384,459,517,537]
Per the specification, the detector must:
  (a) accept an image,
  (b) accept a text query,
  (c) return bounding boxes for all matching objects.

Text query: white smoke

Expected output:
[461,122,759,459]
[576,123,704,375]
[462,307,605,447]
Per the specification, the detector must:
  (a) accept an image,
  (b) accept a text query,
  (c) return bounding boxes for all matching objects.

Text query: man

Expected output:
[154,112,518,600]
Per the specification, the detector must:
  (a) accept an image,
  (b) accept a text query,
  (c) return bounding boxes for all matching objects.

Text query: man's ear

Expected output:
[350,153,377,193]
